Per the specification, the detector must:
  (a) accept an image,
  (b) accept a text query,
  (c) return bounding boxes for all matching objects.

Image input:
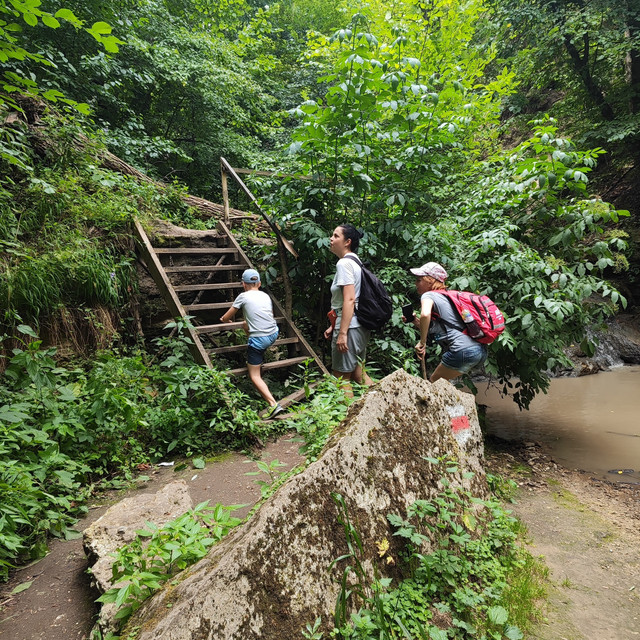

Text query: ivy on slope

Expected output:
[0,325,269,581]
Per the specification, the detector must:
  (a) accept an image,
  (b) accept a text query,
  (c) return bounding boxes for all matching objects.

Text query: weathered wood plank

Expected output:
[133,220,212,368]
[154,248,236,255]
[173,282,244,292]
[164,265,244,273]
[227,356,310,376]
[207,337,299,355]
[195,317,285,334]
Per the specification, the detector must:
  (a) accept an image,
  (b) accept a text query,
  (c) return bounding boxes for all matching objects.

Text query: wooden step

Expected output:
[195,317,285,334]
[174,282,244,292]
[184,302,237,312]
[154,247,233,255]
[227,356,310,376]
[257,382,320,417]
[207,337,299,355]
[164,264,246,273]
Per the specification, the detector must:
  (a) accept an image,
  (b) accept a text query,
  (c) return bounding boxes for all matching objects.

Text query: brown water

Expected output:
[476,365,640,484]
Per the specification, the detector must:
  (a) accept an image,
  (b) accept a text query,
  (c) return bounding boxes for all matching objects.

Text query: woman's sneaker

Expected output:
[265,403,285,419]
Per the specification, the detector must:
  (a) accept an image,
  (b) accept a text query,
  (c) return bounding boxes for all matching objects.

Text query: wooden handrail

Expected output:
[220,157,298,259]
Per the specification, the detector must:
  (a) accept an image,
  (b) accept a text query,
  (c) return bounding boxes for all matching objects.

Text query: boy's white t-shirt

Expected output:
[330,252,362,331]
[232,290,278,337]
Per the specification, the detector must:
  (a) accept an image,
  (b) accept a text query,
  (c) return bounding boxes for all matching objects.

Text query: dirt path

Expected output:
[0,436,305,640]
[487,439,640,640]
[1,436,639,640]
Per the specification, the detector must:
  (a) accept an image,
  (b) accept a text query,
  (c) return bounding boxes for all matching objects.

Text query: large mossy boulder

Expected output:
[128,369,488,639]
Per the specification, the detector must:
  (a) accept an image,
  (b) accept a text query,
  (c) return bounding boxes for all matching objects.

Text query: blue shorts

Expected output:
[247,331,279,366]
[441,343,487,374]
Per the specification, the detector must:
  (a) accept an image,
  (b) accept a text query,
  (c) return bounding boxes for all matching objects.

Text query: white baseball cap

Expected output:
[409,262,448,282]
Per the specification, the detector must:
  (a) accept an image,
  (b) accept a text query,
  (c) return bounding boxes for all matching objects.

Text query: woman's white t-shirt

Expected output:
[330,253,362,331]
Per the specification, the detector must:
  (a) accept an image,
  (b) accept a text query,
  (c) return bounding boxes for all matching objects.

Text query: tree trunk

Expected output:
[624,6,640,114]
[99,150,251,219]
[563,33,616,121]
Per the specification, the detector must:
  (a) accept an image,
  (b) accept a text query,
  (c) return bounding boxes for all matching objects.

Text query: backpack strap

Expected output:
[430,291,466,332]
[342,254,364,268]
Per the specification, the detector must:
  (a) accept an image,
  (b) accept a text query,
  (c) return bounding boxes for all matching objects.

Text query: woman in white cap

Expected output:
[220,268,283,419]
[408,262,487,383]
[324,223,372,394]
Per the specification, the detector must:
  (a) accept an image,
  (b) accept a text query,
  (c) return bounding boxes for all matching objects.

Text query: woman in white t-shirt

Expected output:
[323,224,372,392]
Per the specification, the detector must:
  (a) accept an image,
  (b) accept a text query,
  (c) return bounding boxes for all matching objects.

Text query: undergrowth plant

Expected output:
[321,465,546,640]
[97,501,243,625]
[0,324,274,579]
[245,458,288,499]
[284,378,354,460]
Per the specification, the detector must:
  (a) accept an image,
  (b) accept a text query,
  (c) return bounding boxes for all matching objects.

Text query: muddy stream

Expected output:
[478,365,640,484]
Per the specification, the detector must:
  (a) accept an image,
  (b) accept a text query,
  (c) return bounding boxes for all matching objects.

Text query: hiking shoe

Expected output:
[265,403,285,419]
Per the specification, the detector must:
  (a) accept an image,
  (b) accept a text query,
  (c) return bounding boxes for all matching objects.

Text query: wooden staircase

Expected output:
[134,219,328,386]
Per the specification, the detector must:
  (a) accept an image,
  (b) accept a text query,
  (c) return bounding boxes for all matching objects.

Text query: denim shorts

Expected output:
[247,331,279,366]
[441,343,487,374]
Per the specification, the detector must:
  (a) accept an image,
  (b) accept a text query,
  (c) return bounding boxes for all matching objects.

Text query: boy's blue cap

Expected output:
[242,269,260,284]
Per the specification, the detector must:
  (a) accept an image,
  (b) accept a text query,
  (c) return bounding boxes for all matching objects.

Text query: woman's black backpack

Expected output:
[344,255,393,330]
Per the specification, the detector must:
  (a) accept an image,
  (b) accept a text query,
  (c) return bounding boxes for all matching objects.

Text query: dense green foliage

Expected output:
[97,501,243,624]
[489,0,640,154]
[257,5,629,407]
[312,466,545,639]
[0,325,278,579]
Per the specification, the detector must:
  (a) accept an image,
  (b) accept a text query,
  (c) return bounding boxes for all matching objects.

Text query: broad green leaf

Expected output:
[11,581,33,595]
[488,605,508,625]
[41,14,60,28]
[89,21,112,35]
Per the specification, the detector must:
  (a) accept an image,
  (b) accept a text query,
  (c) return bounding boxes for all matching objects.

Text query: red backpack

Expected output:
[432,290,505,345]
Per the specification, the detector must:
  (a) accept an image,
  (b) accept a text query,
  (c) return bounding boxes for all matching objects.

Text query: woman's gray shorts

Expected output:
[331,326,371,373]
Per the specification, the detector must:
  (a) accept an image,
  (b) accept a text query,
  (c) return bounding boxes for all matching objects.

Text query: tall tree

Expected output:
[488,0,640,149]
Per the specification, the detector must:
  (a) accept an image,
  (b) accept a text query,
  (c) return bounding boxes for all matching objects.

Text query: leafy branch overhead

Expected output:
[0,0,123,114]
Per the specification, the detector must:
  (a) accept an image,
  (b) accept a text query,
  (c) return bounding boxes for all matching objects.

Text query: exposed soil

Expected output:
[1,434,639,640]
[486,437,640,640]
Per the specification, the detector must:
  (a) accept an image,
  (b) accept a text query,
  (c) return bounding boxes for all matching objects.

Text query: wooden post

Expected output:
[221,164,230,227]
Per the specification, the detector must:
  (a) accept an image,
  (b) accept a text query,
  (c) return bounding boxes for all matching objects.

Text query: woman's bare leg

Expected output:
[352,363,373,386]
[429,363,461,383]
[332,370,355,398]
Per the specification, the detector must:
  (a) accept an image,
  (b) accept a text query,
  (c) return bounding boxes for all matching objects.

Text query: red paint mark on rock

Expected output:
[451,416,470,432]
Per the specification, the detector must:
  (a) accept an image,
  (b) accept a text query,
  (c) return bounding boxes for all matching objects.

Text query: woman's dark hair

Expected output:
[339,223,364,253]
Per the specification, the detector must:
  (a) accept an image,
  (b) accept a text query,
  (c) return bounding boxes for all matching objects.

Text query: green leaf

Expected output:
[54,470,76,487]
[90,21,112,35]
[23,13,38,27]
[74,102,92,115]
[100,35,121,53]
[17,324,38,338]
[11,581,33,595]
[428,627,448,640]
[192,457,205,469]
[41,14,60,28]
[505,625,524,640]
[64,529,83,540]
[54,8,81,26]
[487,605,508,625]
